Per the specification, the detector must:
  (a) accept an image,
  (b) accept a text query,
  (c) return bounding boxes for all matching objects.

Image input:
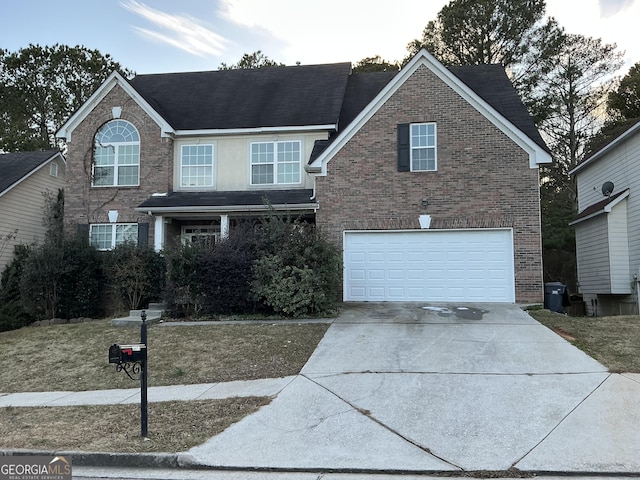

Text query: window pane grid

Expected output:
[181,145,214,187]
[251,141,301,185]
[90,224,138,250]
[93,120,140,186]
[90,225,112,250]
[116,224,138,245]
[410,123,437,172]
[118,166,139,186]
[252,164,274,185]
[93,166,115,186]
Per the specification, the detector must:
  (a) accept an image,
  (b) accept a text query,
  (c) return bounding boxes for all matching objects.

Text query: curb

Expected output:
[0,449,181,469]
[4,450,640,477]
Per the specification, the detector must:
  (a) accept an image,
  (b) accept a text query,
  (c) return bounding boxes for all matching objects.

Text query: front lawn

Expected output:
[528,308,640,372]
[0,320,328,392]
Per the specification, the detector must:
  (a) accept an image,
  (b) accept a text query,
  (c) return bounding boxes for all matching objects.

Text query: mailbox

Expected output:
[109,343,147,364]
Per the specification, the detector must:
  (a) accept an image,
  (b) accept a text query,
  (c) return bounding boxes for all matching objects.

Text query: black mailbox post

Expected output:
[108,311,149,438]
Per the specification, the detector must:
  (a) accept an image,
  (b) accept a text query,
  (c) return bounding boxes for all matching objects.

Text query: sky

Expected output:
[1,0,639,76]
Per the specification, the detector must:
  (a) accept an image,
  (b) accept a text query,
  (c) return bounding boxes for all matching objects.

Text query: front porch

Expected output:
[135,189,318,251]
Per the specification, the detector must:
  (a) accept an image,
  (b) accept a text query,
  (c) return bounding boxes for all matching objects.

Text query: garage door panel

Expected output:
[344,230,514,302]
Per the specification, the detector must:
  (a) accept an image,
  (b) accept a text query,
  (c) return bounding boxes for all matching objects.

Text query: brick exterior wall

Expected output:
[315,65,544,303]
[64,84,173,246]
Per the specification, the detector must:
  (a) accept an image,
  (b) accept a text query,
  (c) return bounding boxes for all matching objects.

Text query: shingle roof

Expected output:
[572,188,629,223]
[137,189,316,210]
[0,150,61,194]
[127,60,545,155]
[128,63,352,130]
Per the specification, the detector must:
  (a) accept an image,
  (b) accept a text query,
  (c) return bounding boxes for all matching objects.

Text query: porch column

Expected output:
[221,214,229,240]
[154,215,164,252]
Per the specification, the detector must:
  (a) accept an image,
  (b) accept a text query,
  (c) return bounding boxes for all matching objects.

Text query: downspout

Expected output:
[635,273,640,315]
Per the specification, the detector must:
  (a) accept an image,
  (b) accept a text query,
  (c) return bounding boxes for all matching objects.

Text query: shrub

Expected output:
[0,245,34,331]
[252,220,341,317]
[103,243,166,311]
[165,224,259,317]
[20,238,64,319]
[196,228,258,314]
[58,237,104,319]
[164,240,208,317]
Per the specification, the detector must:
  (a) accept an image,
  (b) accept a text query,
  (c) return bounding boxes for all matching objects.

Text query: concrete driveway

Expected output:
[185,303,640,474]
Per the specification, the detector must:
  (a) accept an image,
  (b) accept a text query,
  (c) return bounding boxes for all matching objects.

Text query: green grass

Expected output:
[528,309,640,372]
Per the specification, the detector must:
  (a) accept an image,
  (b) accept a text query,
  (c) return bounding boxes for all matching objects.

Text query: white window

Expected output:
[250,141,301,185]
[411,123,437,171]
[93,120,140,186]
[181,226,219,246]
[180,145,214,188]
[50,162,58,177]
[90,223,138,250]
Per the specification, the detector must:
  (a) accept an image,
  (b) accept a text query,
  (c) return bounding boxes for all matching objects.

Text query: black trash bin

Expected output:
[544,282,569,313]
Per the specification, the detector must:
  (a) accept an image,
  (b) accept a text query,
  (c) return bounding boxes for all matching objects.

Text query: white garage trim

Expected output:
[343,228,515,303]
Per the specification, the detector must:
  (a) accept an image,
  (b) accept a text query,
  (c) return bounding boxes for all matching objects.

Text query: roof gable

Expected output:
[0,150,64,196]
[308,49,551,174]
[128,63,352,131]
[56,71,174,142]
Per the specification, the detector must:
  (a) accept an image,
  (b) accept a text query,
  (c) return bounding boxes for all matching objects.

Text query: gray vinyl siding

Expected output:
[574,130,640,300]
[0,160,66,273]
[575,216,611,293]
[608,200,631,293]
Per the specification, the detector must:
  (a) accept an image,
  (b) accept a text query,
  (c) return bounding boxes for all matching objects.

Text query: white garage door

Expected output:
[344,229,515,302]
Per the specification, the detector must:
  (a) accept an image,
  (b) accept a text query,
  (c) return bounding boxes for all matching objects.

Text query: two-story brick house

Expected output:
[57,49,551,304]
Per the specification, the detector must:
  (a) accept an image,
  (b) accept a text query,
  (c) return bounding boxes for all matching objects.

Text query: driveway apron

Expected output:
[185,303,640,474]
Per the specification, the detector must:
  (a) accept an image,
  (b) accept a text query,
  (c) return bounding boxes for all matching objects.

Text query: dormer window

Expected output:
[93,120,140,186]
[250,141,301,185]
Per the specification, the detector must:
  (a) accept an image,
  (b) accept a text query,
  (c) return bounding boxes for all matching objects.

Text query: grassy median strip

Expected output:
[528,308,640,373]
[0,320,329,393]
[0,397,271,452]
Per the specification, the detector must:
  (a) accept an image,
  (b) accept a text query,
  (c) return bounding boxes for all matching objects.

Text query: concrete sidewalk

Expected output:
[3,302,640,477]
[0,377,295,408]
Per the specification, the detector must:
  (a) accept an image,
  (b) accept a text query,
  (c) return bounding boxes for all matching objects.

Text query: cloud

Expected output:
[599,0,636,17]
[121,0,230,57]
[217,0,440,65]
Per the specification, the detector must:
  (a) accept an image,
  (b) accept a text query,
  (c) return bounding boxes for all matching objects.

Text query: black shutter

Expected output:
[397,123,410,172]
[137,222,149,248]
[77,224,90,242]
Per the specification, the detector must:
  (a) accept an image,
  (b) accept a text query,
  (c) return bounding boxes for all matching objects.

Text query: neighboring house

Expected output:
[0,150,66,273]
[56,49,550,304]
[570,120,640,316]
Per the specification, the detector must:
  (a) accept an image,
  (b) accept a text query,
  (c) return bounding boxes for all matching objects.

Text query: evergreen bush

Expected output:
[251,216,341,317]
[0,245,34,331]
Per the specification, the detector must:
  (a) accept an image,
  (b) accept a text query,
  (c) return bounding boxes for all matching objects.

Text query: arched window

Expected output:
[93,120,140,186]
